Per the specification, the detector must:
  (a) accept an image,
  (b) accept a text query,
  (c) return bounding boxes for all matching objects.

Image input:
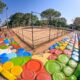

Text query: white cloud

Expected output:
[67,19,73,24]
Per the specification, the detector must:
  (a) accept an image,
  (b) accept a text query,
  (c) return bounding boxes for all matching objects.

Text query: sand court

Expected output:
[12,27,68,48]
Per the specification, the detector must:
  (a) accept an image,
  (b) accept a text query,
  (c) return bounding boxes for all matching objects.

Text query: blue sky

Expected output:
[0,0,80,24]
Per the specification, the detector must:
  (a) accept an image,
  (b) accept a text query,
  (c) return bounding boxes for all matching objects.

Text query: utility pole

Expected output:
[6,7,8,29]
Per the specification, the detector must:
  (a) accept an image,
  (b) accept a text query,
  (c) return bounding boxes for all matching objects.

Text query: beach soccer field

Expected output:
[12,27,68,48]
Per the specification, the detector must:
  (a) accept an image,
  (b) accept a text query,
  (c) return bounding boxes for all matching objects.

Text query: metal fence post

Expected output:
[49,25,51,41]
[56,19,58,38]
[31,12,34,49]
[48,17,51,41]
[18,29,19,34]
[22,29,24,40]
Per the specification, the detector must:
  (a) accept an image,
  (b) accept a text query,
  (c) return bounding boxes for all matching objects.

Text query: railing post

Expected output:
[22,28,24,40]
[49,25,51,41]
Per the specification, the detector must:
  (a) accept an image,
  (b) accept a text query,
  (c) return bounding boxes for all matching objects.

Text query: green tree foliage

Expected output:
[0,0,6,13]
[9,13,24,26]
[57,17,67,27]
[34,20,42,26]
[74,17,80,26]
[8,9,67,28]
[73,17,80,30]
[9,13,38,27]
[40,9,67,27]
[41,9,61,19]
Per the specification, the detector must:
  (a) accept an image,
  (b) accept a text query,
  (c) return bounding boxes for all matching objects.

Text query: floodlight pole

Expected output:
[6,7,8,29]
[31,11,34,49]
[56,18,58,38]
[49,16,51,41]
[0,19,1,25]
[0,19,1,31]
